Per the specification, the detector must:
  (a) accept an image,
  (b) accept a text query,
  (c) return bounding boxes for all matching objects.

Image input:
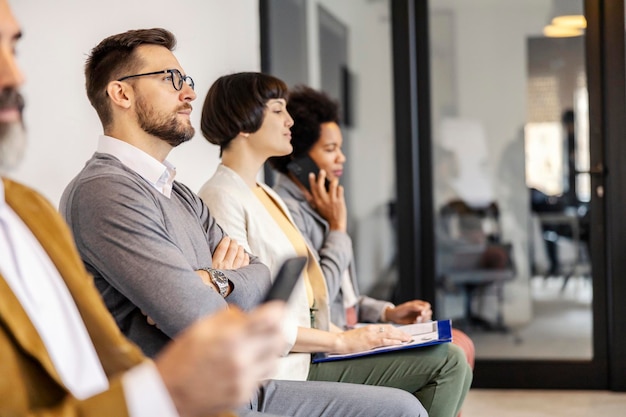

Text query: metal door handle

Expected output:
[589,163,607,176]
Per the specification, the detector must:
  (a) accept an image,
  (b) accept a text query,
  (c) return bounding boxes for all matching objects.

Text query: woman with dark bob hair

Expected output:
[198,72,472,417]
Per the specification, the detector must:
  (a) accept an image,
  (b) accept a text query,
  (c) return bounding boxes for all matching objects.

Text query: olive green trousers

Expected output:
[308,342,472,417]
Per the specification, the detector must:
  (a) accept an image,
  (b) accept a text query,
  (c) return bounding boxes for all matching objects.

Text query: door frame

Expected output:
[600,0,626,391]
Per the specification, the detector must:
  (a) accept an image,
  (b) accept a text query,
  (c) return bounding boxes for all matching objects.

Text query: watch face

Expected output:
[211,269,229,296]
[212,270,228,284]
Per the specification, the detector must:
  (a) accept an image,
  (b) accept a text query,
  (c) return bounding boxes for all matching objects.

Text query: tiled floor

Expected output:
[462,389,626,417]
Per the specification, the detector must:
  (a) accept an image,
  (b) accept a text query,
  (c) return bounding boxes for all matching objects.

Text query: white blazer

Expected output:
[198,164,329,381]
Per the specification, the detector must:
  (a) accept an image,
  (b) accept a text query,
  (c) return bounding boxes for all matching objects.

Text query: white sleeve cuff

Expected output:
[122,361,180,417]
[380,302,396,322]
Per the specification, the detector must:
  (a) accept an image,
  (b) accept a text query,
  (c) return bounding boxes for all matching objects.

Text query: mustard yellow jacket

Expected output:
[0,178,233,417]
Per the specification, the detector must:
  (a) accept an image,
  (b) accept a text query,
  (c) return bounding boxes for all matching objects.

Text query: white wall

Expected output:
[9,0,260,205]
[307,0,396,293]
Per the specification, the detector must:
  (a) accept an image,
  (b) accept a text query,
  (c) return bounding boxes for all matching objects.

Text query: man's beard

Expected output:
[0,89,27,175]
[135,96,195,147]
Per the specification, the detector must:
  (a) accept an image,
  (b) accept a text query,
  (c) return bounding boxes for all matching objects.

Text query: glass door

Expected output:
[391,0,621,389]
[429,0,593,362]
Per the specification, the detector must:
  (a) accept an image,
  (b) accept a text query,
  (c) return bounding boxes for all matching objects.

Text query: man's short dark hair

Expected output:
[85,28,176,128]
[200,72,288,154]
[269,85,340,174]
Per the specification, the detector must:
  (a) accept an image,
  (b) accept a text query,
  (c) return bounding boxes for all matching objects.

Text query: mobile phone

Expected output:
[263,256,308,302]
[286,155,330,193]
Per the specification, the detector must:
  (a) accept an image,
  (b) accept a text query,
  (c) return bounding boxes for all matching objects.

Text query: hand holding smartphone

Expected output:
[286,155,330,193]
[287,155,347,232]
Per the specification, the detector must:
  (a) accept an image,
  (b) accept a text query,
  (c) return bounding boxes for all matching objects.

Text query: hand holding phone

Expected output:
[287,155,329,193]
[287,155,347,232]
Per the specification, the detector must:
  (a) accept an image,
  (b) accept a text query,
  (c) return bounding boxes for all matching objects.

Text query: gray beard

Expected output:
[0,122,27,175]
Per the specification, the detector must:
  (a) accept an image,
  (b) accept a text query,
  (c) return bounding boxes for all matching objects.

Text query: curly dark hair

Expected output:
[85,28,176,129]
[269,85,340,173]
[201,72,289,154]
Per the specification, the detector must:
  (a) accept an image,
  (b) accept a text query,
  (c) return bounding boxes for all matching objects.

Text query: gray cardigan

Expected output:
[60,153,271,357]
[273,172,391,328]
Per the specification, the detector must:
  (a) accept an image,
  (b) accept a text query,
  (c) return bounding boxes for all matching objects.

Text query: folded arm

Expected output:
[62,176,231,339]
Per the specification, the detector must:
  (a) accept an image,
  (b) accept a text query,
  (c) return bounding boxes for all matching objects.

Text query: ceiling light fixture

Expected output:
[543,0,585,38]
[552,15,587,29]
[543,23,584,38]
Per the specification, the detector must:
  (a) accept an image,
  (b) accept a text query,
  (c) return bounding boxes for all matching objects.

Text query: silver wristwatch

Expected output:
[204,268,229,297]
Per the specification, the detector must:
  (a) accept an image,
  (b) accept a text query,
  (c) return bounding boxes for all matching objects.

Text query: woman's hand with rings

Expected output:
[332,324,411,354]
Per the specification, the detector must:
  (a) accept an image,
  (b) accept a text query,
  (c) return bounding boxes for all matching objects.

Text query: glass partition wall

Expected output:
[429,0,593,361]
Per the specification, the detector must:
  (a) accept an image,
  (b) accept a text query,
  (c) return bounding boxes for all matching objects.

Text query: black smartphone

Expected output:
[286,155,330,192]
[263,256,307,302]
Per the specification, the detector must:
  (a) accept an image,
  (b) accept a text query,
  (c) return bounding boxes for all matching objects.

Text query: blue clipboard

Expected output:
[312,319,453,363]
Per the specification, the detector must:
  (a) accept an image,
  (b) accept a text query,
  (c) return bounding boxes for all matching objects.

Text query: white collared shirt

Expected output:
[0,180,178,416]
[97,135,177,198]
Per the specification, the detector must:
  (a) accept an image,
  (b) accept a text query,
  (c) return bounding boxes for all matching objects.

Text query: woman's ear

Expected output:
[106,81,133,110]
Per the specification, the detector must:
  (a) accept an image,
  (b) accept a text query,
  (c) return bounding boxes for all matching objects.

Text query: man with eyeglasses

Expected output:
[62,27,270,358]
[59,27,425,417]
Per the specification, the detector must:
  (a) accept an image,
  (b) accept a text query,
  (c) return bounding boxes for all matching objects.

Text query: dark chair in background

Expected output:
[437,200,516,332]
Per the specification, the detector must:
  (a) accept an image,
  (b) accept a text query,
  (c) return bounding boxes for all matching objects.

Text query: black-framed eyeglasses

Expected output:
[117,68,194,91]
